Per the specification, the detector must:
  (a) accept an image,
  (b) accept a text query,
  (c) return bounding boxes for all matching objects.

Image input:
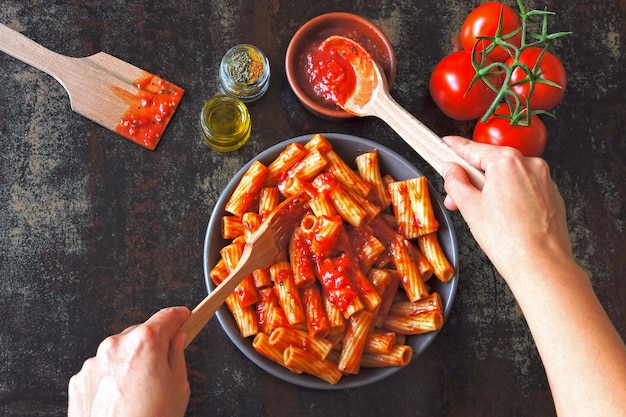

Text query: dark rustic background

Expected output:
[1,1,624,416]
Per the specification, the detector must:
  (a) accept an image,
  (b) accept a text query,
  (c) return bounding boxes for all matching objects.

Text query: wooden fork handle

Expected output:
[372,89,486,190]
[180,244,265,348]
[180,269,246,348]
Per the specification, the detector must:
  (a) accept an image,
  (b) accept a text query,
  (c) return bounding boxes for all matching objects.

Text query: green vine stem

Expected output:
[467,0,571,125]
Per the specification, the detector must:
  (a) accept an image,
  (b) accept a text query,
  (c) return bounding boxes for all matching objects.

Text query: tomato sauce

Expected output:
[113,74,184,150]
[306,38,358,106]
[316,255,359,312]
[234,276,259,307]
[292,230,316,287]
[295,27,393,112]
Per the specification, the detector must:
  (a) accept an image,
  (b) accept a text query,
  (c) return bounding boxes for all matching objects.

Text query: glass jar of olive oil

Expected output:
[199,95,251,151]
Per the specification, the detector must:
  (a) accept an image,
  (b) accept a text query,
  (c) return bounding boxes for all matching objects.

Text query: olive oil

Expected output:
[200,95,251,151]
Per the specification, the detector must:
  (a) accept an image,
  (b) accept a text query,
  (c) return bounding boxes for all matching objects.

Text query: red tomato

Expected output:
[473,104,547,157]
[461,2,523,62]
[507,47,567,111]
[429,51,503,121]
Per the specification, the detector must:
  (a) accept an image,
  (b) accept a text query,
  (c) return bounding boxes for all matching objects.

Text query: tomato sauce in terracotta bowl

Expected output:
[286,13,396,120]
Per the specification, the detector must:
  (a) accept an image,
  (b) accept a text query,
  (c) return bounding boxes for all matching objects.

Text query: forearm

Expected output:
[440,137,626,414]
[503,257,626,417]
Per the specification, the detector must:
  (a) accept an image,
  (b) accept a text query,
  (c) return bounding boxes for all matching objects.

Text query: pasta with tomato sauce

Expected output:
[212,133,453,384]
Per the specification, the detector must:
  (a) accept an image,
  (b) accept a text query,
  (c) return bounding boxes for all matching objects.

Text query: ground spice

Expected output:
[247,49,264,84]
[220,44,270,102]
[227,49,264,84]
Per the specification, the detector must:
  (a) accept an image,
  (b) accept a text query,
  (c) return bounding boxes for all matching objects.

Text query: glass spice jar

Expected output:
[199,94,251,151]
[219,44,270,102]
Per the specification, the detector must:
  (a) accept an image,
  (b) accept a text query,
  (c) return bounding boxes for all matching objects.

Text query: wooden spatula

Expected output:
[0,23,184,150]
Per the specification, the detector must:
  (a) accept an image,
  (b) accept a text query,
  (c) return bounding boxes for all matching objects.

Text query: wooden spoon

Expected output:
[318,35,485,189]
[0,23,184,150]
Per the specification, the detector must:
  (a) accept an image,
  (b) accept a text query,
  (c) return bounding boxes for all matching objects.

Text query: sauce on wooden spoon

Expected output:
[306,35,377,112]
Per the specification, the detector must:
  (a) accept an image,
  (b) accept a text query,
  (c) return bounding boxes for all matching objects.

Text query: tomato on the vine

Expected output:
[429,51,503,121]
[473,104,547,157]
[507,47,567,111]
[461,2,523,62]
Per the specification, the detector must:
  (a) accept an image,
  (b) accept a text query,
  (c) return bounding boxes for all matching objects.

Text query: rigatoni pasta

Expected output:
[210,134,454,384]
[270,262,306,325]
[418,232,455,282]
[356,149,392,209]
[263,142,307,187]
[224,160,267,218]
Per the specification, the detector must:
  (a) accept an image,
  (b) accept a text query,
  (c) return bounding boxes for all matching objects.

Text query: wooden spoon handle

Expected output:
[372,90,485,189]
[0,24,70,81]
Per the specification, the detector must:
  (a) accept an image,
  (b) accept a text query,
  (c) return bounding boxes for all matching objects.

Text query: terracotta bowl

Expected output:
[285,12,397,120]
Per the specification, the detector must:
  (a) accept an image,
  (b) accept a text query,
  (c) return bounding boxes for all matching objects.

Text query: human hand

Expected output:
[441,136,572,282]
[68,306,191,417]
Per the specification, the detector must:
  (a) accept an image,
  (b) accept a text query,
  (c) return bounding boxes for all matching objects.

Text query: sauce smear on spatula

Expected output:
[113,74,184,150]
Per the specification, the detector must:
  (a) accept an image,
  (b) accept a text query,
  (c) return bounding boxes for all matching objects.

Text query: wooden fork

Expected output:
[181,195,306,348]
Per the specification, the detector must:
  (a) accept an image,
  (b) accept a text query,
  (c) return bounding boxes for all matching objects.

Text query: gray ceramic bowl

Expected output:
[203,133,458,390]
